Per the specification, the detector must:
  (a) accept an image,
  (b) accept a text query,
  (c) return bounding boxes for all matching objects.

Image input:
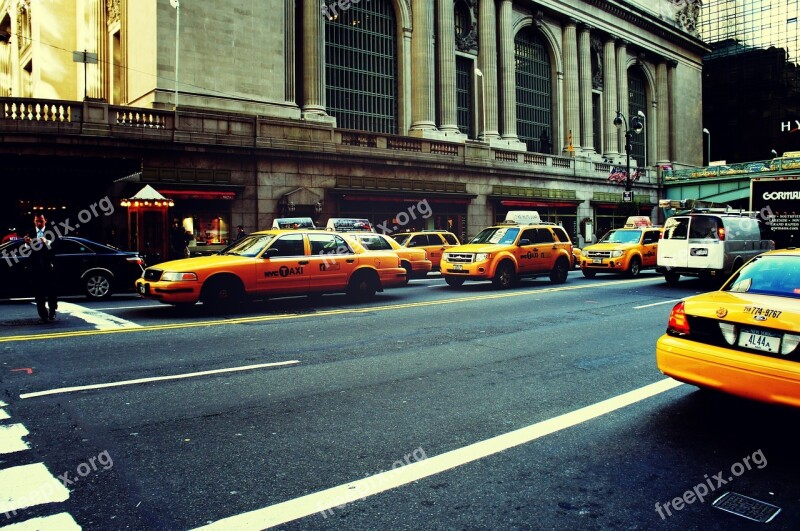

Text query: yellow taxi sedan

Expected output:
[656,248,800,407]
[342,232,432,283]
[135,229,406,308]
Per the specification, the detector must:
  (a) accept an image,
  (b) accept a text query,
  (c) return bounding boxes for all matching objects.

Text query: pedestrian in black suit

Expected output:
[24,214,58,322]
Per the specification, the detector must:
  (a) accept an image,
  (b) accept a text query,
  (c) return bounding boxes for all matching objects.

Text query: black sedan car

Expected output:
[0,237,144,300]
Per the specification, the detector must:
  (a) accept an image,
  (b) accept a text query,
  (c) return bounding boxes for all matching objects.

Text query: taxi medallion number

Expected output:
[739,328,781,353]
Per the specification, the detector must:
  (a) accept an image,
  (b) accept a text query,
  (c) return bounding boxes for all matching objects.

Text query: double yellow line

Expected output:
[0,277,657,343]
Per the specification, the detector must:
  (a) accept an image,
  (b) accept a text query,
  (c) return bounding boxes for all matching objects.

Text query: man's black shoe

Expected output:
[48,309,56,320]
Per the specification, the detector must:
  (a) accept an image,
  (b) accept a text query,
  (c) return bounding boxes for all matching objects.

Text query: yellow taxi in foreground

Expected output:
[656,248,800,407]
[135,229,406,307]
[342,232,432,283]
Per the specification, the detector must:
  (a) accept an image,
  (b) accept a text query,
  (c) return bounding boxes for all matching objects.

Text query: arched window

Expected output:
[628,67,647,165]
[515,27,552,153]
[454,1,470,39]
[325,0,398,134]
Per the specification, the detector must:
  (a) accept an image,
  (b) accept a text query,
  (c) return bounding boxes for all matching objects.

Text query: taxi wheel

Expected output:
[664,271,680,286]
[549,257,569,284]
[347,271,378,301]
[626,257,641,278]
[582,269,596,278]
[401,262,412,286]
[444,276,465,287]
[493,261,516,289]
[84,272,112,300]
[201,277,244,309]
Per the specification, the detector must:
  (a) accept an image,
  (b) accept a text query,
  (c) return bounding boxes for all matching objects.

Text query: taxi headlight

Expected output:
[161,272,198,282]
[475,253,492,262]
[782,333,800,355]
[610,250,624,258]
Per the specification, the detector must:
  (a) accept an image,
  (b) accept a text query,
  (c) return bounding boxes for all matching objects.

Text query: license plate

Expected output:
[138,283,148,295]
[453,264,463,271]
[738,328,781,353]
[592,258,602,264]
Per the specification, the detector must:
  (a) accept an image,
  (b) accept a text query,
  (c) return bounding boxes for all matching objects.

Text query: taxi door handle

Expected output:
[299,260,309,265]
[551,245,558,249]
[346,258,355,263]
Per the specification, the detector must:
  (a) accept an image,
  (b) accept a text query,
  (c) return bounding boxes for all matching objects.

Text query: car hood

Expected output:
[150,255,256,271]
[445,243,513,254]
[584,242,637,252]
[685,291,800,330]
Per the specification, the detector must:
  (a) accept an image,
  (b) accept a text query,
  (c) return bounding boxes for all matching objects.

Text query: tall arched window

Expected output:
[515,27,552,153]
[628,67,647,165]
[325,0,398,134]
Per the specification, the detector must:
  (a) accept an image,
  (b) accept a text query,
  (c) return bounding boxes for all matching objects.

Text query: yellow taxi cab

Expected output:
[656,248,800,407]
[135,229,406,308]
[440,222,573,288]
[580,217,662,278]
[390,231,460,270]
[342,232,432,284]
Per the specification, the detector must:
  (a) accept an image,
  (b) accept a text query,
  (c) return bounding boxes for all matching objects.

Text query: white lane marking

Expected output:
[0,424,30,454]
[56,302,142,330]
[0,512,81,530]
[634,299,682,309]
[0,463,70,515]
[0,401,7,407]
[0,409,9,421]
[20,360,301,400]
[194,378,684,530]
[87,304,162,311]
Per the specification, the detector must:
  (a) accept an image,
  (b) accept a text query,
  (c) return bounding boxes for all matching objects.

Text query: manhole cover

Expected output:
[712,492,781,523]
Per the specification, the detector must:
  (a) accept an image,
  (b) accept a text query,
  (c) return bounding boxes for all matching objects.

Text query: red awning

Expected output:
[500,200,578,208]
[157,189,237,200]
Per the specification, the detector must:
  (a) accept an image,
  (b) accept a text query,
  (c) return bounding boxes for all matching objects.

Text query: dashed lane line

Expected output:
[0,277,659,344]
[193,378,685,530]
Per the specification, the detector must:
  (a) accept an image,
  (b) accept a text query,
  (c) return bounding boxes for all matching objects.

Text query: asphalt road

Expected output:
[1,272,798,530]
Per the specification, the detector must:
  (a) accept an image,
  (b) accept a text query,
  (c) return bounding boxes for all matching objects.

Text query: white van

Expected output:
[504,211,541,225]
[656,212,774,285]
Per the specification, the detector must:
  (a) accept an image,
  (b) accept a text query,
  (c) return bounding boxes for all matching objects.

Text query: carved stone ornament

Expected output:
[673,0,700,37]
[591,35,603,90]
[455,0,478,53]
[107,0,120,25]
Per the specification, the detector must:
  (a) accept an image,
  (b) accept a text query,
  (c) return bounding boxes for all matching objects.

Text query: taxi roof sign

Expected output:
[326,218,375,232]
[623,216,653,228]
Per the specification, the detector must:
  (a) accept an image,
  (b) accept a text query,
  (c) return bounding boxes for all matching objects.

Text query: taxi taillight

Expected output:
[667,301,690,335]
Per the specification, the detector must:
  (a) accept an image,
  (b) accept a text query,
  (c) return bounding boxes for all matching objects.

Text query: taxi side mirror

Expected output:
[519,239,531,246]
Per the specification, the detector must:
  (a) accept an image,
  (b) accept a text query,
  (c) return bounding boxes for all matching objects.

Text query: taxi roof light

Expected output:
[667,301,690,335]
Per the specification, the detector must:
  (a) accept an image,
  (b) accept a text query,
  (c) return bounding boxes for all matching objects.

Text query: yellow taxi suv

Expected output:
[342,232,432,284]
[656,248,800,407]
[440,223,573,288]
[580,226,662,278]
[135,229,406,308]
[390,231,460,270]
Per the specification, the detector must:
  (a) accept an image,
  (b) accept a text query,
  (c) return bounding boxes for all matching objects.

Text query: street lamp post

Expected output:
[703,128,710,165]
[613,111,644,196]
[637,110,647,168]
[475,68,485,141]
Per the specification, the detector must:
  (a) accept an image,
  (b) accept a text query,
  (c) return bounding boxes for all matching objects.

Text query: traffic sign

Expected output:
[622,190,634,202]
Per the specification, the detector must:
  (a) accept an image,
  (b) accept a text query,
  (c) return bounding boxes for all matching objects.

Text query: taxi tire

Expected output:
[201,276,244,310]
[664,271,680,285]
[347,271,378,301]
[549,257,569,284]
[444,276,465,287]
[582,269,596,278]
[400,262,412,286]
[493,261,516,289]
[626,257,641,278]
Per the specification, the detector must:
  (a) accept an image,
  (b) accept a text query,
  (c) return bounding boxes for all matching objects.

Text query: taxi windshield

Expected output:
[470,227,520,245]
[723,255,800,299]
[600,229,641,244]
[221,234,275,257]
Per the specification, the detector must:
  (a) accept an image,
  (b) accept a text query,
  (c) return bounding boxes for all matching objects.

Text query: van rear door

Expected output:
[686,215,722,270]
[657,216,690,269]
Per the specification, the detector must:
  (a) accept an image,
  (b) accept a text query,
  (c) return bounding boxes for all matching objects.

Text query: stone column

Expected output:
[602,36,618,159]
[615,40,629,155]
[498,0,519,142]
[302,1,327,118]
[562,19,580,154]
[437,0,459,134]
[478,0,500,141]
[667,59,678,163]
[578,24,594,155]
[411,0,437,132]
[656,60,670,164]
[285,0,296,105]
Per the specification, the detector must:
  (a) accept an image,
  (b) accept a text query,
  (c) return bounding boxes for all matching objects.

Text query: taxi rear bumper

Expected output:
[378,267,408,289]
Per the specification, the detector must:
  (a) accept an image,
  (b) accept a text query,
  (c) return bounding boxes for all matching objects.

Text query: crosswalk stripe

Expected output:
[0,410,9,421]
[0,512,81,530]
[0,425,30,455]
[0,463,70,516]
[0,401,6,407]
[56,302,141,330]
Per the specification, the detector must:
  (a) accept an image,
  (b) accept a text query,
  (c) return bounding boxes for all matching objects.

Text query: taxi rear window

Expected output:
[724,255,800,298]
[663,217,689,240]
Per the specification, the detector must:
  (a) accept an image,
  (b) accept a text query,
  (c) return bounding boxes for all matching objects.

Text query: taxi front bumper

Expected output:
[581,257,628,271]
[440,259,493,280]
[135,278,200,305]
[656,334,800,407]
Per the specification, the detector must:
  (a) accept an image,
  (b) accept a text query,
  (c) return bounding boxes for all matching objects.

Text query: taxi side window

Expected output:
[442,233,459,245]
[520,229,538,244]
[269,234,305,257]
[409,235,429,247]
[643,231,659,244]
[309,234,353,256]
[551,227,570,243]
[535,228,555,243]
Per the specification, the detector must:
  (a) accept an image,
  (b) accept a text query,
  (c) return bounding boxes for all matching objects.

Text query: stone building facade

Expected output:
[0,0,708,251]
